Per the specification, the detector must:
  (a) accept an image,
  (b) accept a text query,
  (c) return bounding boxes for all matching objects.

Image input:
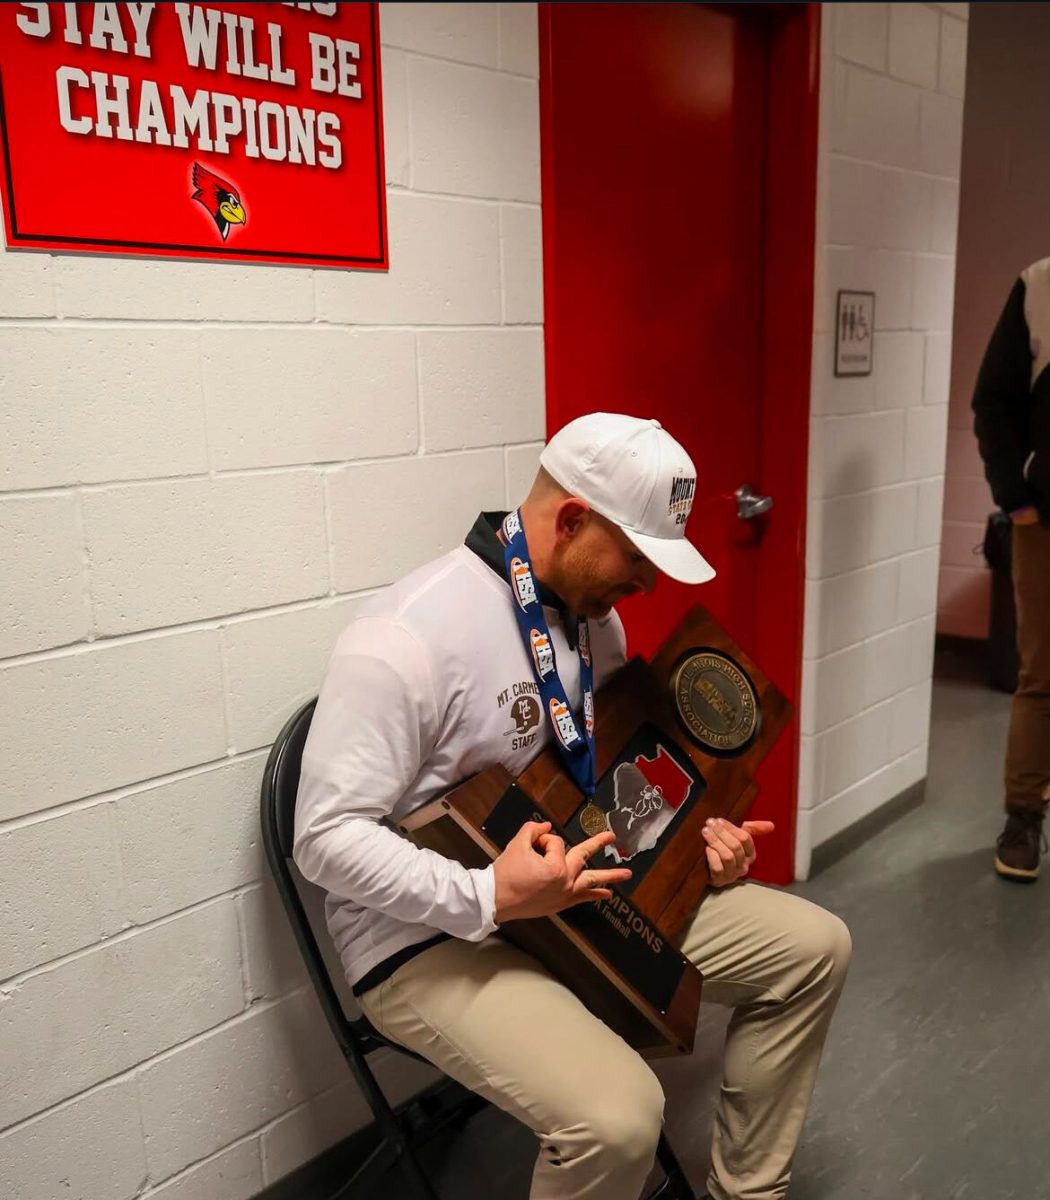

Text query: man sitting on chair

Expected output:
[294,413,851,1200]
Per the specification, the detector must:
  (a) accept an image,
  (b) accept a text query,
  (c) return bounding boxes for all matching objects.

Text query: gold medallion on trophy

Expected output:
[672,650,759,756]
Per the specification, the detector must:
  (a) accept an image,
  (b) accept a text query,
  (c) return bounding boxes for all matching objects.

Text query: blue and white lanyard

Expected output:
[501,509,596,797]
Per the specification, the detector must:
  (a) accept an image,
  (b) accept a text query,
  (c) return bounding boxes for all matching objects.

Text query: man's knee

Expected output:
[818,911,852,985]
[563,1070,665,1171]
[796,908,852,990]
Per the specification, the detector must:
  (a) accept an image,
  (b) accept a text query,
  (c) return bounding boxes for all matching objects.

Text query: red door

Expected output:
[540,3,820,882]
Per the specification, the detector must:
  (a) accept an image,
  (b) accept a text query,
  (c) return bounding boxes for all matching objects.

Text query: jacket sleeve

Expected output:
[292,617,497,941]
[972,277,1038,513]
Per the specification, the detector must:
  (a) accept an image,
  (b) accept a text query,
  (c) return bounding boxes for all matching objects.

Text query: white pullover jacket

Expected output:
[293,513,627,991]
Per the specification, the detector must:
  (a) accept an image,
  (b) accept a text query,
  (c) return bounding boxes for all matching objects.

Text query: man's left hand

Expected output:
[703,817,776,886]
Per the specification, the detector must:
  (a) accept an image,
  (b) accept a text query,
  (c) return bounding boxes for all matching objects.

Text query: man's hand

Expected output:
[703,817,775,887]
[1011,506,1040,526]
[493,821,632,923]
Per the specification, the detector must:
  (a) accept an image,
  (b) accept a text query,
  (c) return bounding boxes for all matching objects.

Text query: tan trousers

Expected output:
[1006,521,1050,814]
[359,883,851,1200]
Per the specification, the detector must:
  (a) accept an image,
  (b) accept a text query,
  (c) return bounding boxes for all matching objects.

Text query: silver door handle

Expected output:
[735,484,773,520]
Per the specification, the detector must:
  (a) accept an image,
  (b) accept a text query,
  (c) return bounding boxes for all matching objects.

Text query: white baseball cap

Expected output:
[539,412,716,585]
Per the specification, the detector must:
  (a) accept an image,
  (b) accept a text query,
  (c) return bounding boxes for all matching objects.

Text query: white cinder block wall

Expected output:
[796,3,968,877]
[0,6,544,1198]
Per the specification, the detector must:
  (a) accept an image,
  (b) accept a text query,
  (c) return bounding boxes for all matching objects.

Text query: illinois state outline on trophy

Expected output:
[605,745,694,862]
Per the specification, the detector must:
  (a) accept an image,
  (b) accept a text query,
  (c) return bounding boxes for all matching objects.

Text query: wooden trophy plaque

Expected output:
[400,605,792,1057]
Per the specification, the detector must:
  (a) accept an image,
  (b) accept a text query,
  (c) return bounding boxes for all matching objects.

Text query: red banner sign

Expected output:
[0,2,387,269]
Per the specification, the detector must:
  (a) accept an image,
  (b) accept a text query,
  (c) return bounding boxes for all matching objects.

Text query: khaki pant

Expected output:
[1006,521,1050,814]
[359,883,850,1200]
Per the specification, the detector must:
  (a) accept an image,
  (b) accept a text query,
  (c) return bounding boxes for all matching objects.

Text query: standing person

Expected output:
[974,260,1050,882]
[295,413,851,1200]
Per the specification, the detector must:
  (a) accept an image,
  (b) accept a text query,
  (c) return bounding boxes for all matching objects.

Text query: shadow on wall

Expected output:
[811,447,877,581]
[937,548,991,639]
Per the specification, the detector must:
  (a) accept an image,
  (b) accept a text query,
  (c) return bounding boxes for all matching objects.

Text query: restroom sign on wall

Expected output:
[834,290,875,377]
[0,2,387,269]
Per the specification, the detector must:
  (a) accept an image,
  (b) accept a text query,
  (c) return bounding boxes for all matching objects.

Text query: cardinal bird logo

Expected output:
[191,162,246,241]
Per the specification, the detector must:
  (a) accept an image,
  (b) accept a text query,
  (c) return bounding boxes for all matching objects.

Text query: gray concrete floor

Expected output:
[358,648,1050,1198]
[775,650,1050,1200]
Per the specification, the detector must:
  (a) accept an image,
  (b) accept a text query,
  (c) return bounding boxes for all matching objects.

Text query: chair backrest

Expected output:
[259,698,369,1059]
[261,698,317,859]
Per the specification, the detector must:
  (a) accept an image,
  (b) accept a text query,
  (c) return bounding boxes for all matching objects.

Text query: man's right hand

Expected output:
[493,821,632,924]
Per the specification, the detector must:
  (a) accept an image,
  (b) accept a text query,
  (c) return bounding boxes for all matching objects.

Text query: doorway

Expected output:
[540,3,820,882]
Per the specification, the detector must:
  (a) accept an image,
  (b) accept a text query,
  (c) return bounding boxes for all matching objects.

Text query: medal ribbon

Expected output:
[501,509,596,798]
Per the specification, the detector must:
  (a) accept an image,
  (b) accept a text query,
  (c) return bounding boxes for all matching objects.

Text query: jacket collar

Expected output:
[464,511,579,645]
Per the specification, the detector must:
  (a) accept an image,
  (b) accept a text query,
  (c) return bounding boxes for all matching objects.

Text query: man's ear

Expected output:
[553,497,591,545]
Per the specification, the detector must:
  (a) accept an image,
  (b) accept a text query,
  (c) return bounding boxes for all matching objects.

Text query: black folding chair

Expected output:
[260,698,700,1199]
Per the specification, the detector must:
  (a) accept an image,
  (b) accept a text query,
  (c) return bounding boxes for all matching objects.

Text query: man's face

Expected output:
[555,511,659,618]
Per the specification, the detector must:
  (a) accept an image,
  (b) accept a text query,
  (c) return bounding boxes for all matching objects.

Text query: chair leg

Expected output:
[388,1137,444,1200]
[339,1047,445,1200]
[649,1130,700,1199]
[329,1124,443,1200]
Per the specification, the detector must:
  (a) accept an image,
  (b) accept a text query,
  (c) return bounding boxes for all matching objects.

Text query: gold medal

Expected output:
[579,802,610,837]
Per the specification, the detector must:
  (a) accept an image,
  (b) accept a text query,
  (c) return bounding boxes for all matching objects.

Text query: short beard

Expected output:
[552,541,614,618]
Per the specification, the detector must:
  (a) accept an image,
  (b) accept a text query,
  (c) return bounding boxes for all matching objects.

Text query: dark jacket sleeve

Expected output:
[972,277,1037,513]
